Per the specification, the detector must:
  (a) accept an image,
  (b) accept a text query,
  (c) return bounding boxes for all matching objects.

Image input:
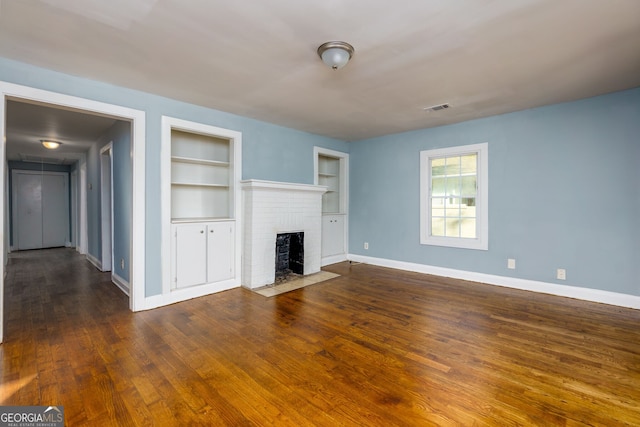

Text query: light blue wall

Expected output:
[86,142,100,258]
[86,120,131,281]
[0,57,347,297]
[349,88,640,296]
[111,121,132,282]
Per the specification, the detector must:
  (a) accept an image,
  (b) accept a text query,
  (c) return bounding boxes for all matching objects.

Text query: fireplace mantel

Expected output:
[241,180,327,289]
[241,179,327,193]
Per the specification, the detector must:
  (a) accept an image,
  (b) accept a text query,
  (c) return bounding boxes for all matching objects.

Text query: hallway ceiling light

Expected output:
[41,140,62,150]
[317,41,354,70]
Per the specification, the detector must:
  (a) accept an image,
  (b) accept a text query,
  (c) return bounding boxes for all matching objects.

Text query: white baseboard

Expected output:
[321,253,348,267]
[112,272,130,296]
[86,253,102,271]
[348,254,640,310]
[142,279,241,311]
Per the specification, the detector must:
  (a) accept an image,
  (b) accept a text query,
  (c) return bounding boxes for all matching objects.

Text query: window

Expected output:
[420,143,488,250]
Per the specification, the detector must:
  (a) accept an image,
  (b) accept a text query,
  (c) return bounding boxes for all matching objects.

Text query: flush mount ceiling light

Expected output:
[41,140,62,150]
[317,41,355,70]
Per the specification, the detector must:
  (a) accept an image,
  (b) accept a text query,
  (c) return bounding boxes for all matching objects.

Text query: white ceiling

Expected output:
[5,100,118,164]
[0,0,639,143]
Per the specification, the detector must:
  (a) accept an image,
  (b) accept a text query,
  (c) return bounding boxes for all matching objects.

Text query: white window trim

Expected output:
[420,142,488,250]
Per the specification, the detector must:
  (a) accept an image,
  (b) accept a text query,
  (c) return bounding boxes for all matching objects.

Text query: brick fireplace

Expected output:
[241,180,326,289]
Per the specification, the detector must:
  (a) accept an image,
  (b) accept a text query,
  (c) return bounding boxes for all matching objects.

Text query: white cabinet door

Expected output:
[173,221,236,289]
[174,223,208,288]
[322,214,345,258]
[207,221,234,283]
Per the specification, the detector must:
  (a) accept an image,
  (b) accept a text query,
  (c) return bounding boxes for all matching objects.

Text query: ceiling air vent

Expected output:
[423,103,450,112]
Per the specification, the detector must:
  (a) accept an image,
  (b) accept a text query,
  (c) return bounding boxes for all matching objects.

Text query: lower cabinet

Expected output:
[172,221,235,289]
[321,214,346,259]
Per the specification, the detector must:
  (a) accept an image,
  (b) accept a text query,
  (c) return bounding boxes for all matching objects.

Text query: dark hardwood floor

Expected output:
[1,248,639,426]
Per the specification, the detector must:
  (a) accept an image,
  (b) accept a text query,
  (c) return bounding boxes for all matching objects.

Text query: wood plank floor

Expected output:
[1,248,639,426]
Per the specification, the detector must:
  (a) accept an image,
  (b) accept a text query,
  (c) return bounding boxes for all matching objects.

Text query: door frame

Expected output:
[100,142,114,272]
[0,81,147,343]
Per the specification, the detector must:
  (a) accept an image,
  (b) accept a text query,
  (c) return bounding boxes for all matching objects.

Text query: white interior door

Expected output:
[42,173,68,247]
[13,170,69,250]
[15,172,43,250]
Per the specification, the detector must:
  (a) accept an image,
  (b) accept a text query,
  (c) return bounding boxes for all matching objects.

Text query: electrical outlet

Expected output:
[507,258,516,269]
[364,242,369,250]
[120,258,125,270]
[557,268,566,280]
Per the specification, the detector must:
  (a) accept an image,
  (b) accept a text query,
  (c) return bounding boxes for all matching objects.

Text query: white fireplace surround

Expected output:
[241,180,326,289]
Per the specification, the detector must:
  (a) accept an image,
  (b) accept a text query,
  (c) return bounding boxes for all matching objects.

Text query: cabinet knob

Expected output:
[200,230,204,234]
[210,230,214,233]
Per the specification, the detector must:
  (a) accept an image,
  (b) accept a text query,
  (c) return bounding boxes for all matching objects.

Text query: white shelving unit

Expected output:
[318,155,341,214]
[314,147,349,266]
[161,117,242,300]
[170,130,232,221]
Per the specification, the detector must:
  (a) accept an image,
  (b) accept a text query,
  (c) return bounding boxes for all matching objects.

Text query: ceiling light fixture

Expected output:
[41,140,62,150]
[317,41,355,70]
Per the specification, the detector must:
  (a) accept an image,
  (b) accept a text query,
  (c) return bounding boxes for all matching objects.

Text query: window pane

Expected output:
[460,202,476,218]
[445,156,461,175]
[431,197,445,217]
[461,176,476,196]
[460,218,476,238]
[462,197,475,207]
[445,198,460,218]
[432,177,446,197]
[460,154,477,174]
[445,218,460,237]
[431,217,445,236]
[446,176,460,196]
[431,158,446,177]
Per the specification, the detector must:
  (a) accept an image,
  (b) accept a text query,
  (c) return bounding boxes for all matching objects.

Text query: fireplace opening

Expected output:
[275,232,304,282]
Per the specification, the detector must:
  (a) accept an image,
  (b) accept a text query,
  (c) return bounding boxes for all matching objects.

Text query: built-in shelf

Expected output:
[171,156,230,167]
[161,115,242,301]
[171,182,229,188]
[171,217,232,224]
[318,155,341,213]
[314,147,349,266]
[169,129,232,220]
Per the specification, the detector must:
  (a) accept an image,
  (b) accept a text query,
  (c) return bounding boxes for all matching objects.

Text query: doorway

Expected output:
[0,81,147,343]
